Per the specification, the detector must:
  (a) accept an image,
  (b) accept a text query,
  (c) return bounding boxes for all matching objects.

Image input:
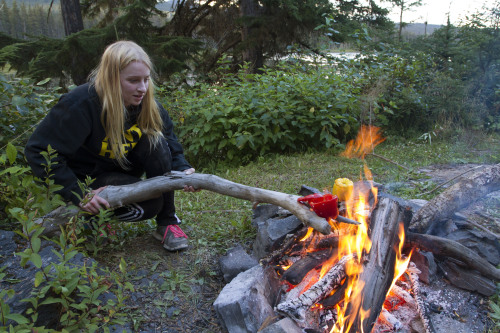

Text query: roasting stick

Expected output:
[407,262,436,333]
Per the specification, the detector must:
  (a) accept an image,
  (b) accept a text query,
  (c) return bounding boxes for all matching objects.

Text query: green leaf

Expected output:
[6,142,17,164]
[36,78,51,86]
[11,95,27,107]
[5,313,29,324]
[119,257,127,274]
[32,237,41,253]
[30,253,43,268]
[34,271,44,288]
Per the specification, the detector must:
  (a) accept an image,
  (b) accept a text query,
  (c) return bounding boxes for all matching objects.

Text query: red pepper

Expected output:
[297,193,339,220]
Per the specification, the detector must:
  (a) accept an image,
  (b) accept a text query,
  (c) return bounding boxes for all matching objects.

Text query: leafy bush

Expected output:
[0,74,59,150]
[160,61,360,166]
[1,145,130,331]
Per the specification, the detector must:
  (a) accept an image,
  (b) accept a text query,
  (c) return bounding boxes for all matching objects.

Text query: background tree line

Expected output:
[0,0,396,85]
[0,0,66,38]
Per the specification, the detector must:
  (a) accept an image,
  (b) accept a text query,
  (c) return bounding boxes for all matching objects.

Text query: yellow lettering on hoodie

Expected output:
[99,124,143,159]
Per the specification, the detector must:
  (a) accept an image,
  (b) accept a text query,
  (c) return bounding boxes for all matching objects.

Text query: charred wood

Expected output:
[282,248,338,285]
[406,232,500,281]
[344,197,412,333]
[439,259,497,296]
[318,276,349,308]
[410,163,500,233]
[407,262,436,333]
[275,254,352,324]
[259,227,310,266]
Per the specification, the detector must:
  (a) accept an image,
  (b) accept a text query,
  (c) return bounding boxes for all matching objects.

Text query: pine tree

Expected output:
[0,0,11,34]
[10,0,22,38]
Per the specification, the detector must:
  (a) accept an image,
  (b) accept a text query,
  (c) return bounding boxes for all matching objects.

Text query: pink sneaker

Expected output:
[153,225,188,251]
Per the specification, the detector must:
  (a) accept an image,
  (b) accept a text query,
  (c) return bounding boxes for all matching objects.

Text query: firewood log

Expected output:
[406,232,500,281]
[342,196,412,333]
[410,163,500,233]
[275,254,352,324]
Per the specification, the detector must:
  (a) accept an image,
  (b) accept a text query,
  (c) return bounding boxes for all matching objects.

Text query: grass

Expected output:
[171,130,499,255]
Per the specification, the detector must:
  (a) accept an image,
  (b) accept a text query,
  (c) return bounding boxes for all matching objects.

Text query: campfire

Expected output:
[213,126,499,333]
[263,126,420,332]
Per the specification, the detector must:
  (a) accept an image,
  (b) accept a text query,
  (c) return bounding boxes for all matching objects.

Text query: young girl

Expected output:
[25,41,196,251]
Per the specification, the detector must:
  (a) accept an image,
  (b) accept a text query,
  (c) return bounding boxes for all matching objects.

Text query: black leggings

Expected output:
[89,137,179,226]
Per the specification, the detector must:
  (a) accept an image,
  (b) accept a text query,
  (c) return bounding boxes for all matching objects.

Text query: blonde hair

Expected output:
[89,40,163,168]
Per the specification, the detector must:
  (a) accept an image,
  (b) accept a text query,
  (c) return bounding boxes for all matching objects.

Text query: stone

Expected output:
[259,317,302,333]
[220,244,259,283]
[252,205,281,227]
[252,215,303,260]
[213,265,281,333]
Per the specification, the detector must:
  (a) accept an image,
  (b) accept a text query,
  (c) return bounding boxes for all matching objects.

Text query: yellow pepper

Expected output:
[332,178,354,201]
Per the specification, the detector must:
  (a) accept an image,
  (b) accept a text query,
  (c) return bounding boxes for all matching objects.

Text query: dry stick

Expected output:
[35,171,333,235]
[407,262,436,333]
[417,165,484,197]
[366,152,411,171]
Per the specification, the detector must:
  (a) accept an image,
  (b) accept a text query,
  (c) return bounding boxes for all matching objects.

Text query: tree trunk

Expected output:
[60,0,83,36]
[239,0,263,73]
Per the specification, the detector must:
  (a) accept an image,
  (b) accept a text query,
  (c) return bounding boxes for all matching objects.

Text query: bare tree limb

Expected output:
[36,171,333,235]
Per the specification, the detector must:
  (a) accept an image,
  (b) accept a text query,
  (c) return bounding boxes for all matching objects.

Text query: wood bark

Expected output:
[344,196,412,333]
[35,171,332,235]
[406,232,500,281]
[410,163,500,233]
[60,0,84,35]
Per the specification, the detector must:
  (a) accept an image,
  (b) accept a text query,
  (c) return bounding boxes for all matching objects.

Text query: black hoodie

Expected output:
[25,83,191,204]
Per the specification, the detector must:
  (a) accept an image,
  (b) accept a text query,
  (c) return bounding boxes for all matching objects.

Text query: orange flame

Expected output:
[387,223,412,296]
[341,125,386,159]
[330,126,386,332]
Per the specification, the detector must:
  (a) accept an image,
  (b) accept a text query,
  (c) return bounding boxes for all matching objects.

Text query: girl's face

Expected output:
[120,61,150,107]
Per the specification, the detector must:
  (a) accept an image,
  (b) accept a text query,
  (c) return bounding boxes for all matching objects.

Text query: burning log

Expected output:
[406,232,500,281]
[35,171,333,235]
[318,276,349,308]
[282,248,338,285]
[410,163,500,233]
[259,228,311,266]
[275,254,353,324]
[342,196,412,333]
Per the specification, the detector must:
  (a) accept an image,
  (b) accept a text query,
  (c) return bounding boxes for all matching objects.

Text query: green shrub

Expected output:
[1,144,130,331]
[0,74,59,150]
[161,62,360,166]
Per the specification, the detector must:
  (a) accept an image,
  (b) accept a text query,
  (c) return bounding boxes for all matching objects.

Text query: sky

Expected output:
[386,0,494,25]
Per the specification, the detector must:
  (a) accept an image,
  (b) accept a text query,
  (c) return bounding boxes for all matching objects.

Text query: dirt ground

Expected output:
[100,163,499,332]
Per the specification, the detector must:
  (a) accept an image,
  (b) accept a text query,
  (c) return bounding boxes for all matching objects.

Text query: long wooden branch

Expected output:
[36,171,332,235]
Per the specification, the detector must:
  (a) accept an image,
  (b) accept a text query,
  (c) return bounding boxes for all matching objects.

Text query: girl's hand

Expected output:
[183,168,200,192]
[79,187,110,214]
